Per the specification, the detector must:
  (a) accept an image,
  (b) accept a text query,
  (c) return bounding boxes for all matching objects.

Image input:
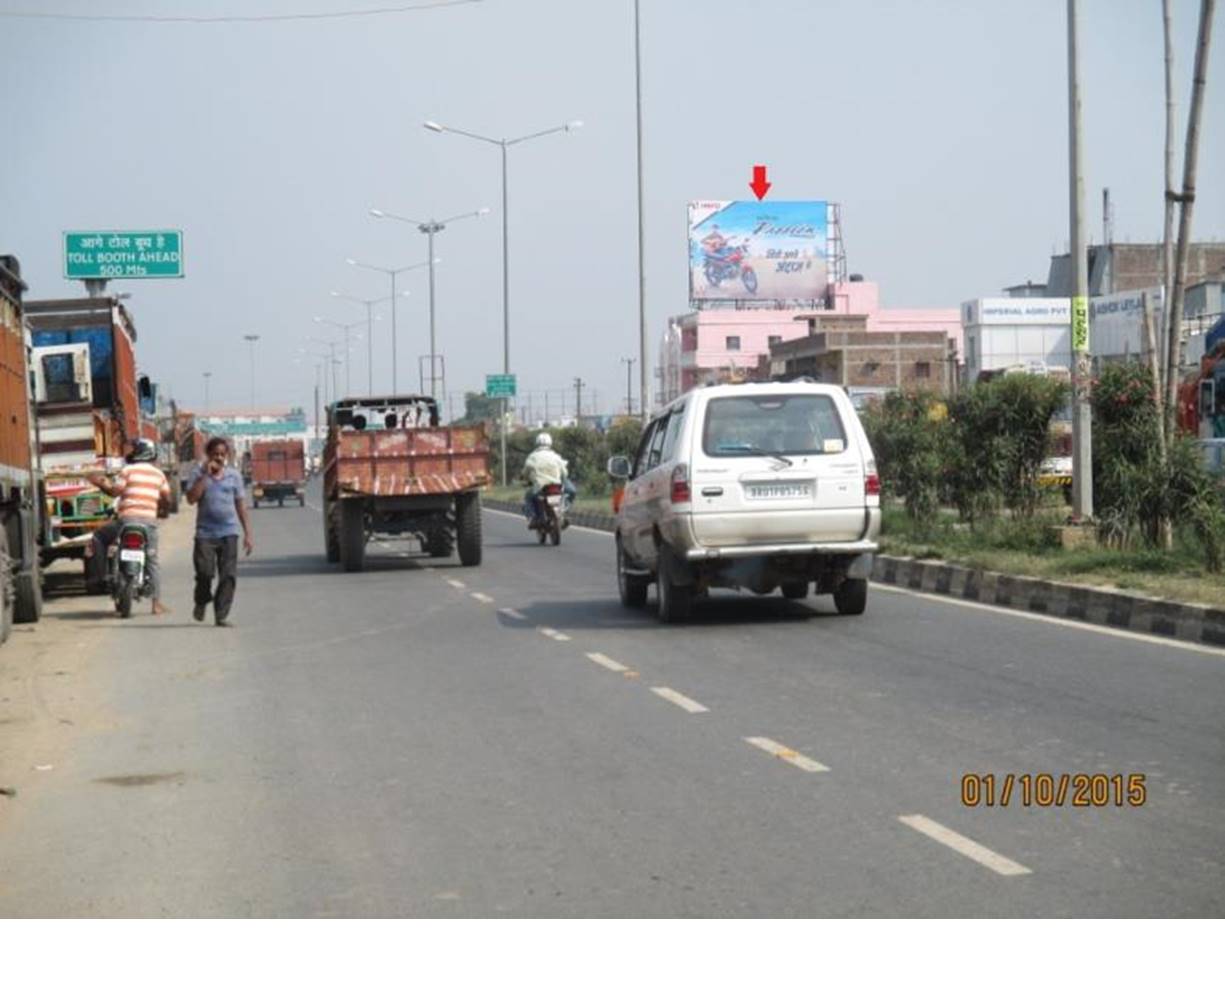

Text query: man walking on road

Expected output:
[186,437,254,627]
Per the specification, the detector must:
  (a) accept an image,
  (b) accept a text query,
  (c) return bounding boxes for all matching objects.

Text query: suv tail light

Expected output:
[670,463,691,504]
[121,531,145,549]
[864,460,881,505]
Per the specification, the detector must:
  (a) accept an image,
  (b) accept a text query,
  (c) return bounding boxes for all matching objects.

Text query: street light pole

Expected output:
[620,356,635,414]
[1066,0,1093,520]
[347,257,431,395]
[203,370,212,413]
[634,0,648,419]
[242,334,260,411]
[424,117,581,482]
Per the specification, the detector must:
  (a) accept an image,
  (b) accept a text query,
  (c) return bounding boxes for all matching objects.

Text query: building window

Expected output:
[915,361,932,378]
[725,336,741,351]
[768,335,782,347]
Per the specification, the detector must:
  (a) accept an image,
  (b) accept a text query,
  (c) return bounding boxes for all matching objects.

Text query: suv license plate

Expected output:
[747,482,812,501]
[119,549,145,563]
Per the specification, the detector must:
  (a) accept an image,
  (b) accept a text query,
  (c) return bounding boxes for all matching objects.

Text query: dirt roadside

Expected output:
[0,508,195,810]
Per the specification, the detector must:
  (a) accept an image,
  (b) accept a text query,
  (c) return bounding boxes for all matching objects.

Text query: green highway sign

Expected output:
[64,230,184,280]
[486,373,517,399]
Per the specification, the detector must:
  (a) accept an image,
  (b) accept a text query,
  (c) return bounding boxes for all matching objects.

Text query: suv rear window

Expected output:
[702,394,847,457]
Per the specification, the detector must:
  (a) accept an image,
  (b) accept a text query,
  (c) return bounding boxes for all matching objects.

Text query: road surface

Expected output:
[1,483,1222,916]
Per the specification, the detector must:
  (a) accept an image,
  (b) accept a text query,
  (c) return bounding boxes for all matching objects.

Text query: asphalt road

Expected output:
[1,481,1223,917]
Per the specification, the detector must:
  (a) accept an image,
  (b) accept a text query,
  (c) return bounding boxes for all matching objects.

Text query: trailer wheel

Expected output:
[323,501,340,563]
[339,499,366,572]
[167,478,181,515]
[299,495,306,508]
[0,534,13,645]
[278,497,284,508]
[455,492,482,567]
[13,569,42,624]
[426,526,453,558]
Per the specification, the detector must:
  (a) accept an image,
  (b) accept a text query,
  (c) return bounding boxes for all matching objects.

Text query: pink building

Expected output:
[658,279,962,407]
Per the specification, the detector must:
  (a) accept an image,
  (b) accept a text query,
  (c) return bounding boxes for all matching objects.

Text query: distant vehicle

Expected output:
[322,396,490,572]
[607,381,880,622]
[250,439,306,508]
[0,254,44,642]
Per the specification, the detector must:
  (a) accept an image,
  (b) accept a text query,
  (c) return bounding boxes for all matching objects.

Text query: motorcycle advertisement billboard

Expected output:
[688,200,827,305]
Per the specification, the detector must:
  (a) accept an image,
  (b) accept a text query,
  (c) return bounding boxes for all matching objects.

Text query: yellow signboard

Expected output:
[1071,295,1089,353]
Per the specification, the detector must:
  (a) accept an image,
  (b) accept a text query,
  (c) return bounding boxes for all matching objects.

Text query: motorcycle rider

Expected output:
[85,439,172,616]
[520,432,576,528]
[701,224,730,260]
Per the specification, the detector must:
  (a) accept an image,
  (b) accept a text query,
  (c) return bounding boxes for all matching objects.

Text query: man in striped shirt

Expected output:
[88,439,172,615]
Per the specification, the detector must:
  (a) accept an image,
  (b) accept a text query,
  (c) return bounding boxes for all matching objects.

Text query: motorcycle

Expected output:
[109,523,154,618]
[533,483,567,546]
[702,242,758,295]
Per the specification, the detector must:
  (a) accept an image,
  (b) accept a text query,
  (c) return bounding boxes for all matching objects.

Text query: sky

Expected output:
[2,0,1222,419]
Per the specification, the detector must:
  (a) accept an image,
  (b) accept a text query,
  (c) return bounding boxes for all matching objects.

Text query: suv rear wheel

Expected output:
[833,578,868,615]
[656,546,693,623]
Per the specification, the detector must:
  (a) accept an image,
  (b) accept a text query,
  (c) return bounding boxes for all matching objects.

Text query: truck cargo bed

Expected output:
[326,426,489,497]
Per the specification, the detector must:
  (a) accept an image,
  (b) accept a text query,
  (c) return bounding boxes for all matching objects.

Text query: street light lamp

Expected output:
[369,207,487,402]
[345,256,434,394]
[242,334,260,411]
[331,289,409,395]
[313,316,366,395]
[424,116,582,482]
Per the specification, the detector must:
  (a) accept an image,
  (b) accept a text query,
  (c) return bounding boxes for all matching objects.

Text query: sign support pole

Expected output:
[1067,0,1093,520]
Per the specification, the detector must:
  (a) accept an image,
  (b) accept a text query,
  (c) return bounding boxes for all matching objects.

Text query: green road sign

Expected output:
[64,230,184,280]
[486,373,517,399]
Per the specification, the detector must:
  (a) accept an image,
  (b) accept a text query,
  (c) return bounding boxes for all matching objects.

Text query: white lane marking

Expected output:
[898,814,1032,877]
[498,607,527,620]
[743,736,830,773]
[483,507,609,537]
[445,579,466,590]
[650,686,709,713]
[873,583,1225,659]
[586,652,630,672]
[539,626,572,642]
[470,592,494,604]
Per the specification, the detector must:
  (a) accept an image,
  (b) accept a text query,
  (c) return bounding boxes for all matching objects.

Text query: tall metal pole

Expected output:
[501,140,510,487]
[427,228,437,399]
[203,371,211,413]
[243,334,260,411]
[621,356,635,413]
[390,272,398,395]
[1067,0,1093,519]
[366,300,374,394]
[634,0,648,419]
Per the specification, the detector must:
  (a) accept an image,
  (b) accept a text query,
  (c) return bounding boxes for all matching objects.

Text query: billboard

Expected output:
[688,200,827,305]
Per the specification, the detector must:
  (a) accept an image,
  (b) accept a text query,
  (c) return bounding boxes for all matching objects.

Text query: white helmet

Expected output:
[535,432,553,449]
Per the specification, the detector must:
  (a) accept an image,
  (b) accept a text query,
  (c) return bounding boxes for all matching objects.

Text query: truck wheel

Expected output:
[833,578,868,615]
[617,537,648,608]
[167,478,180,515]
[299,495,306,508]
[13,569,42,624]
[656,546,693,624]
[426,526,453,558]
[339,500,366,572]
[278,497,284,508]
[455,493,482,567]
[0,534,12,645]
[324,501,340,563]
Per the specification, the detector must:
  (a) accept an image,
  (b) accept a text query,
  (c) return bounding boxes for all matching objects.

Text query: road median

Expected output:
[483,497,1225,649]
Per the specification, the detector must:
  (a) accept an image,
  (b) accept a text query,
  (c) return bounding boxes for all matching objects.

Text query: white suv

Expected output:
[607,382,880,622]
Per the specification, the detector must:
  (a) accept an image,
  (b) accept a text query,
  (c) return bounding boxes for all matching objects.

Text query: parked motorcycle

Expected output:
[533,483,567,546]
[109,523,154,618]
[703,242,758,295]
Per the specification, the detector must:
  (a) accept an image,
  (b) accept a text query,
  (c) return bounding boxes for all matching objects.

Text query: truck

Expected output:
[25,295,141,574]
[0,255,44,642]
[322,395,490,572]
[251,438,306,507]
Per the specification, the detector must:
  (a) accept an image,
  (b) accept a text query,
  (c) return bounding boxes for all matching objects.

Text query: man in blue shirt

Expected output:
[185,437,254,627]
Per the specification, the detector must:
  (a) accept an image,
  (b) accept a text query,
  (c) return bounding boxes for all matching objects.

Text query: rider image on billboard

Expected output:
[688,200,828,305]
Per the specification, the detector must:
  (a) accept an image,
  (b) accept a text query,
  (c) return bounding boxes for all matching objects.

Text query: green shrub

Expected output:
[862,391,945,522]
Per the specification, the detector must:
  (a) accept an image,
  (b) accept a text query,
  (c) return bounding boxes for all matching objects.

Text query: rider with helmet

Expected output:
[85,438,172,615]
[520,432,576,528]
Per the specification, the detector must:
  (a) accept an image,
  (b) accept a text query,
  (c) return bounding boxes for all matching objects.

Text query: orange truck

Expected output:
[322,395,490,571]
[251,438,306,508]
[25,294,140,572]
[0,255,44,641]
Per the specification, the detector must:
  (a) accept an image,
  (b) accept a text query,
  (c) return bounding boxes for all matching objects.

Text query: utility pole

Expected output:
[574,377,585,420]
[633,0,648,420]
[243,334,260,413]
[620,356,636,414]
[1066,0,1093,520]
[203,371,212,413]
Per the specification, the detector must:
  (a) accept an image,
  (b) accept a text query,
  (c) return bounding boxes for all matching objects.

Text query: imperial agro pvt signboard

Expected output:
[64,231,184,280]
[688,201,827,305]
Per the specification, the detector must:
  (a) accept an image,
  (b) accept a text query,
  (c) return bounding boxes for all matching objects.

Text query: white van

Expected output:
[607,381,880,622]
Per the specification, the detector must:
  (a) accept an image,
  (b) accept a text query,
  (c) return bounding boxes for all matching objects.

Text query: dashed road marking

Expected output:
[898,814,1032,877]
[585,652,631,673]
[498,607,527,620]
[539,626,571,642]
[743,736,829,773]
[445,579,466,590]
[470,592,494,603]
[650,686,708,713]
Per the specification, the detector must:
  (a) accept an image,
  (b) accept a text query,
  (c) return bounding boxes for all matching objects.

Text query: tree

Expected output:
[462,392,500,424]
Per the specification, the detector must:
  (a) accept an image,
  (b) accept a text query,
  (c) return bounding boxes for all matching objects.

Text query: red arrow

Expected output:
[749,164,771,200]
